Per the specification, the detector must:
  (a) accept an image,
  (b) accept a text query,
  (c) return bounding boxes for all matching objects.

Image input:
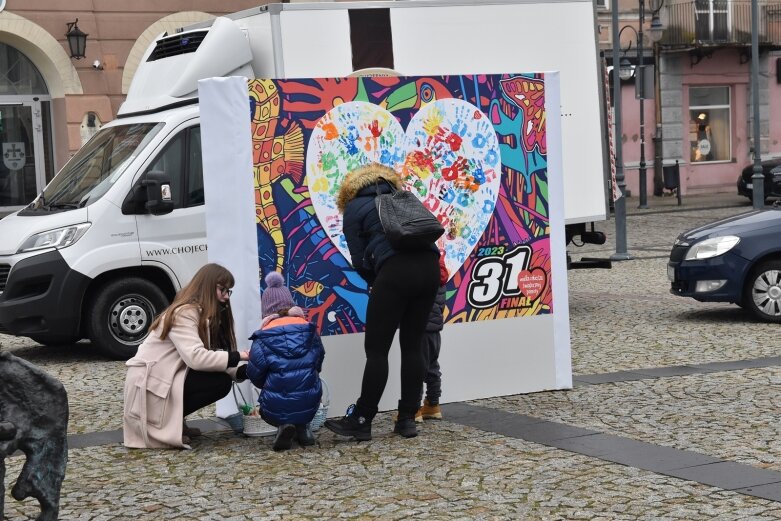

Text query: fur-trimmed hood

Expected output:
[336,163,402,213]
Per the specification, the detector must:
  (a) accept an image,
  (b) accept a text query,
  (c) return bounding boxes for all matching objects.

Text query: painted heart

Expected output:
[306,99,502,280]
[517,267,547,301]
[306,102,406,260]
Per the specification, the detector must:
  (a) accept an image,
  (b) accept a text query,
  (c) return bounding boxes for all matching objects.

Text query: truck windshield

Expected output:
[31,122,164,212]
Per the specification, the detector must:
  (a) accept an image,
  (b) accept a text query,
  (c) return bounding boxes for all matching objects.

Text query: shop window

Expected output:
[689,86,730,163]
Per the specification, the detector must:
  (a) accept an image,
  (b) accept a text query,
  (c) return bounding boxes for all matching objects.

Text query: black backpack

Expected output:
[374,179,445,250]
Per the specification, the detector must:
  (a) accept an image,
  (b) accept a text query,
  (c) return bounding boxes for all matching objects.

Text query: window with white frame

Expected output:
[689,86,730,163]
[694,0,730,42]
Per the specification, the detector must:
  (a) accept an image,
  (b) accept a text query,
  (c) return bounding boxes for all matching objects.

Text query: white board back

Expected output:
[271,0,607,224]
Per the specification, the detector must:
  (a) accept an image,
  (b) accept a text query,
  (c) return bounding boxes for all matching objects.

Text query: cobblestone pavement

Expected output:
[5,193,781,520]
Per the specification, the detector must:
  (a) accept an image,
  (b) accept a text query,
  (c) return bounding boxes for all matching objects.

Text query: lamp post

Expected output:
[611,0,631,260]
[618,0,665,210]
[751,0,764,209]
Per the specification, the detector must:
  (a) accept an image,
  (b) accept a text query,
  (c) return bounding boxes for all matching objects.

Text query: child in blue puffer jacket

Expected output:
[246,272,325,451]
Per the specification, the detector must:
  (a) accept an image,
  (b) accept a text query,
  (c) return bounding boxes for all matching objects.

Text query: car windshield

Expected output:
[29,122,164,212]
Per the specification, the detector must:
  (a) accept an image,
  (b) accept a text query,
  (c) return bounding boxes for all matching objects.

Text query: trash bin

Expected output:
[662,160,682,206]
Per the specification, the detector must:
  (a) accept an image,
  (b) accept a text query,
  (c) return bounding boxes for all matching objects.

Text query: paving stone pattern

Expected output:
[4,194,781,519]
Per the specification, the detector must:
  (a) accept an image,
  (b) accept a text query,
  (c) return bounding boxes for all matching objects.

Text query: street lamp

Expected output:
[610,0,664,259]
[618,0,665,210]
[611,0,631,260]
[65,19,87,60]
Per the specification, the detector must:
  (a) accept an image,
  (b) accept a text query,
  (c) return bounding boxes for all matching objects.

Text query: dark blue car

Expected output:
[668,207,781,321]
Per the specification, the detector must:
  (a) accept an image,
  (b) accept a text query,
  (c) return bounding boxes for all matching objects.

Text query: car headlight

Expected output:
[684,235,740,261]
[18,223,92,253]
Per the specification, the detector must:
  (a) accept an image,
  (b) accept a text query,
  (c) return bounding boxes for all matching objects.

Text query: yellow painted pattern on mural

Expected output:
[250,79,305,271]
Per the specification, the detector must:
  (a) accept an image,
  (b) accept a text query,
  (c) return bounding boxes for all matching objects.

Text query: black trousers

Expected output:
[421,331,442,404]
[357,251,440,418]
[182,370,232,417]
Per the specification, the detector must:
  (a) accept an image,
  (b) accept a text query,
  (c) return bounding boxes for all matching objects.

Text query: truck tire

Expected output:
[743,260,781,323]
[87,278,168,360]
[27,334,81,346]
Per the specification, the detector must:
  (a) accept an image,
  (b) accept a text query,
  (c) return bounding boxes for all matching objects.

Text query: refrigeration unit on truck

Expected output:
[0,0,609,359]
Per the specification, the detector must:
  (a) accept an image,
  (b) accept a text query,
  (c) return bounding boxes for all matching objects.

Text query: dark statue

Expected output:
[0,351,69,521]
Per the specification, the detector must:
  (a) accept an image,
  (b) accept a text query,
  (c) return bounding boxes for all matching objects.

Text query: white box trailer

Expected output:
[126,0,609,229]
[0,0,608,359]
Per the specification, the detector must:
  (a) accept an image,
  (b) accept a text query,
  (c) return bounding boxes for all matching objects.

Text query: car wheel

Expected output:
[87,278,168,360]
[743,260,781,322]
[27,334,81,346]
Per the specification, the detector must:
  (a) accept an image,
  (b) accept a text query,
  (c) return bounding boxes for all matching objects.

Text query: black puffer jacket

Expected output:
[342,182,398,284]
[338,164,437,284]
[426,285,447,332]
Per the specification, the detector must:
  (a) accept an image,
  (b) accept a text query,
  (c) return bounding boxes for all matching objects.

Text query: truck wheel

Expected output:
[743,260,781,322]
[87,278,168,360]
[27,334,81,346]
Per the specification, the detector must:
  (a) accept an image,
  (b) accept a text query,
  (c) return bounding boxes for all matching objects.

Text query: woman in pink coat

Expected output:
[123,263,249,449]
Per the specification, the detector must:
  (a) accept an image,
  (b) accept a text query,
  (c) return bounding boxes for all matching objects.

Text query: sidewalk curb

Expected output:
[625,203,751,217]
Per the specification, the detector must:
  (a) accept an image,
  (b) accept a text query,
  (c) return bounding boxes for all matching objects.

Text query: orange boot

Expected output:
[419,399,442,420]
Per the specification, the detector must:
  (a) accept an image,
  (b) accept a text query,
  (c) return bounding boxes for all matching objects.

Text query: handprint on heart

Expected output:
[306,98,502,280]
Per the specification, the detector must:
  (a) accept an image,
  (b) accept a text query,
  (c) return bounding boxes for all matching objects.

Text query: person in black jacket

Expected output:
[324,163,440,440]
[417,254,448,421]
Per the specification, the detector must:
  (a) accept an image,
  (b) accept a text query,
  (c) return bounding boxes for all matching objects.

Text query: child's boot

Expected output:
[295,424,315,446]
[324,403,373,441]
[273,424,296,451]
[419,399,442,420]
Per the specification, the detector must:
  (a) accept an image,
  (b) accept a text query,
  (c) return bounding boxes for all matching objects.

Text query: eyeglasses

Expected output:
[217,285,233,297]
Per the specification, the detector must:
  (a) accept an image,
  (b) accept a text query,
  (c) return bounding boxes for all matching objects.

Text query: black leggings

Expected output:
[357,251,440,417]
[182,370,232,417]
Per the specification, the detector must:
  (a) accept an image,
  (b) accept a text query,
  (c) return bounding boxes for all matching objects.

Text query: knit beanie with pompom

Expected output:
[261,272,296,318]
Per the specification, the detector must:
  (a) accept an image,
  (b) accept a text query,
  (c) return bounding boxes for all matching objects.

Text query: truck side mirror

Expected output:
[142,170,174,215]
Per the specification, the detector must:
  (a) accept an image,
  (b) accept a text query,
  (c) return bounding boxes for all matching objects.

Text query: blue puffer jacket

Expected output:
[246,316,325,426]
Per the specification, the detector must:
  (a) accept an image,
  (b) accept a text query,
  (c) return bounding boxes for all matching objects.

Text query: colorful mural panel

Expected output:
[250,74,551,336]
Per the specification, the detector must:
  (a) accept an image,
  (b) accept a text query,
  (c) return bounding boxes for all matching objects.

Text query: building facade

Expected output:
[599,0,781,197]
[0,0,266,213]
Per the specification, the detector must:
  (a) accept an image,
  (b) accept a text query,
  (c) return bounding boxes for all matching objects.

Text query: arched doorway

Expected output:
[0,42,53,211]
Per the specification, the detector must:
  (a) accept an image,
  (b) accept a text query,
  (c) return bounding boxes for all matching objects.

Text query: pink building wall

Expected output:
[616,48,769,196]
[7,0,266,170]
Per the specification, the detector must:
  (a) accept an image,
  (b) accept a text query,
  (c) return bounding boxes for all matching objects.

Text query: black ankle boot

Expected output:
[324,404,372,441]
[273,424,296,451]
[296,424,315,446]
[393,417,418,438]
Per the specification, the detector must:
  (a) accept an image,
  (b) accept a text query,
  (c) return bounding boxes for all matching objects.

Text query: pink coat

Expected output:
[123,305,232,449]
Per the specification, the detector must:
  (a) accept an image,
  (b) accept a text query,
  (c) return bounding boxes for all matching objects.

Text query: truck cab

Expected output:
[0,15,254,358]
[0,107,208,358]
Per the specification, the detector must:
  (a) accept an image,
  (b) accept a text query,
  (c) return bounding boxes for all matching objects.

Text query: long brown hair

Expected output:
[150,263,237,351]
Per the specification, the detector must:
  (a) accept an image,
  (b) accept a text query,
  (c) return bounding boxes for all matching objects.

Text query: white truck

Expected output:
[0,0,608,359]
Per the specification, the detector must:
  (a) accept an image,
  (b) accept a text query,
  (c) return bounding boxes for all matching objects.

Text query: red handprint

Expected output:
[441,156,469,182]
[367,119,382,138]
